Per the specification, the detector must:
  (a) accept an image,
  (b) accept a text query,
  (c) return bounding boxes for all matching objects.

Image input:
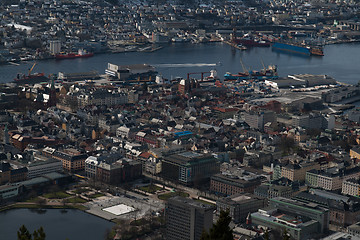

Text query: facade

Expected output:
[0,161,11,184]
[251,197,329,240]
[216,193,266,223]
[342,178,360,197]
[161,151,220,186]
[77,89,128,107]
[348,222,360,237]
[305,167,360,191]
[244,110,276,131]
[0,161,28,183]
[210,173,261,196]
[281,162,320,182]
[53,148,88,172]
[166,196,214,240]
[0,184,22,200]
[27,159,63,179]
[49,40,61,55]
[10,167,28,183]
[85,154,142,185]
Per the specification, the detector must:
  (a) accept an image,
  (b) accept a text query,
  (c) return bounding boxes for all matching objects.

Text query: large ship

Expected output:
[55,49,94,60]
[233,37,271,47]
[272,42,324,56]
[224,65,278,81]
[13,62,48,84]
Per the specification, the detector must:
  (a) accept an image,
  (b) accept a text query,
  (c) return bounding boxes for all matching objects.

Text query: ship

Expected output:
[232,34,270,47]
[224,64,278,81]
[55,49,94,60]
[272,42,324,56]
[13,62,49,84]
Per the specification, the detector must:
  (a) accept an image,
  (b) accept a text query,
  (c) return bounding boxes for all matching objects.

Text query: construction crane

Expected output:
[187,71,210,81]
[28,62,37,76]
[240,58,248,73]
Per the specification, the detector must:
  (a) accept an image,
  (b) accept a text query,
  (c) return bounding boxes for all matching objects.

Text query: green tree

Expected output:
[17,225,46,240]
[33,227,46,240]
[17,225,32,240]
[200,210,233,240]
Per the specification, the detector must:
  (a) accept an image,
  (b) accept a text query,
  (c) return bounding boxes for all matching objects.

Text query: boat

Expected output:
[232,37,270,47]
[13,62,49,84]
[224,65,278,81]
[55,49,94,60]
[272,42,324,56]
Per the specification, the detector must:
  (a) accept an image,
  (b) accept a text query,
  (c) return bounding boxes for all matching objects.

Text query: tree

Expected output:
[200,210,233,240]
[17,226,46,240]
[33,227,46,240]
[17,225,32,240]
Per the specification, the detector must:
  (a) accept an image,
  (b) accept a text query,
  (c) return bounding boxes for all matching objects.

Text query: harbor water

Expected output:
[0,208,114,240]
[0,42,360,85]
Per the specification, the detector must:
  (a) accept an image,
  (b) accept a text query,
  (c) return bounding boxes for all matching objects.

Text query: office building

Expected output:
[52,148,88,173]
[162,151,220,186]
[305,167,360,191]
[216,193,266,223]
[210,173,261,196]
[166,196,214,240]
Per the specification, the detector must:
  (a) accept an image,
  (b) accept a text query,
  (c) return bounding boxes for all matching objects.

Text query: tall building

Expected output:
[49,40,61,55]
[162,151,220,186]
[166,196,214,240]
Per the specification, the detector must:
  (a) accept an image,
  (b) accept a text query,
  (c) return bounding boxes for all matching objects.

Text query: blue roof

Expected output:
[174,131,193,137]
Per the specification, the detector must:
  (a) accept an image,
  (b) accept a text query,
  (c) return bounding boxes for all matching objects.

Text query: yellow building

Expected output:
[350,147,360,160]
[281,162,320,182]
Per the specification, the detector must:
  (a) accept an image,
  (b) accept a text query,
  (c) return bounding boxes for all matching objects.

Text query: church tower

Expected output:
[49,79,57,107]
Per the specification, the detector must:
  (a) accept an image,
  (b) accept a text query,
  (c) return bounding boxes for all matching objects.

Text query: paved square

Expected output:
[103,204,135,216]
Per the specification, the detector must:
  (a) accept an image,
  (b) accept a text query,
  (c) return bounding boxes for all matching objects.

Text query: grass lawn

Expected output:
[25,197,41,203]
[43,191,71,199]
[66,197,87,204]
[139,185,162,194]
[88,193,105,199]
[158,192,189,201]
[74,188,90,194]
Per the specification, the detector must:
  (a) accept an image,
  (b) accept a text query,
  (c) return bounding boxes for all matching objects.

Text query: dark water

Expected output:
[0,42,360,84]
[0,208,114,240]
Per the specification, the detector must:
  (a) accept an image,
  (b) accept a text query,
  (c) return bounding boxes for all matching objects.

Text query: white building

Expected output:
[27,159,63,179]
[49,40,61,55]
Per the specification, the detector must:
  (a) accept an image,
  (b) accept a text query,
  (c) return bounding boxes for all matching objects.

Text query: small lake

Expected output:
[0,208,114,240]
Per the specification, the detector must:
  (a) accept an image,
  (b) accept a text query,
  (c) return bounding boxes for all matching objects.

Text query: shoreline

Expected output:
[0,202,119,223]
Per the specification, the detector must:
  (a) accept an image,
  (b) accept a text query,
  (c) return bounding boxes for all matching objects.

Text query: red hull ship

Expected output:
[13,63,49,84]
[233,38,270,47]
[56,49,94,60]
